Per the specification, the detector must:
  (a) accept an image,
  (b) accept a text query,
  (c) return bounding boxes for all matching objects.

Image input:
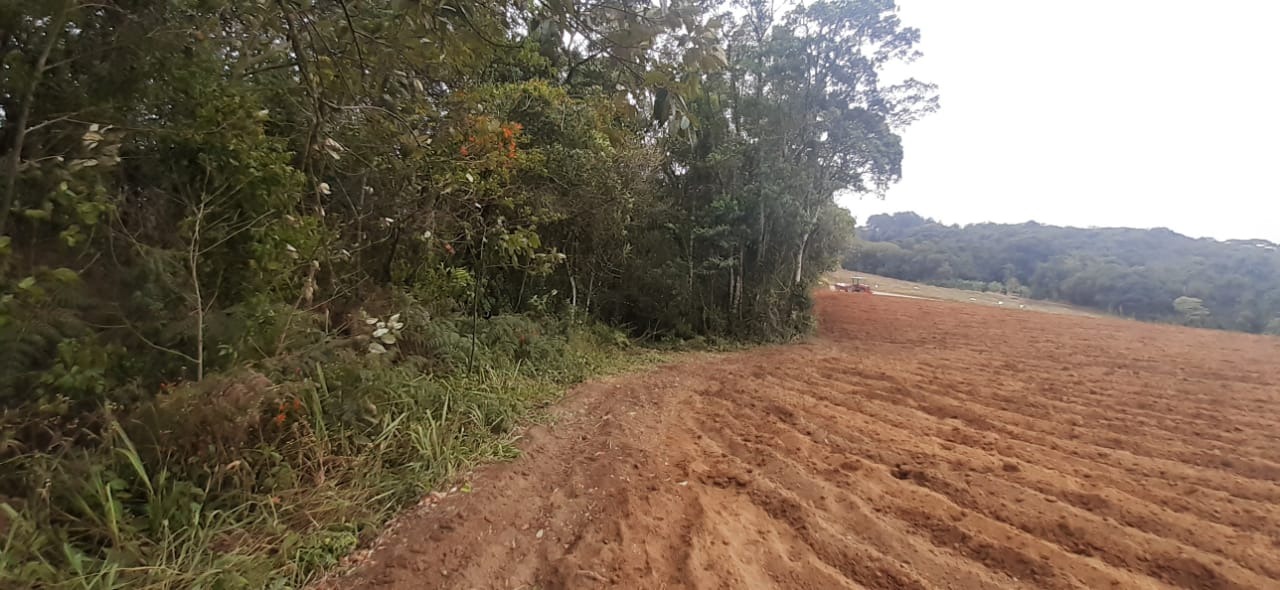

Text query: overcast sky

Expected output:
[836,0,1280,242]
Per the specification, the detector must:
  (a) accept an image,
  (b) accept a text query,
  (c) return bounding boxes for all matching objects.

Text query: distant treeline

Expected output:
[844,212,1280,334]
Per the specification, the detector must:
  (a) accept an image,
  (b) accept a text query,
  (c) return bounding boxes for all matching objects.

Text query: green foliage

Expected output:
[1173,296,1210,327]
[1,0,929,585]
[0,316,653,588]
[592,0,932,339]
[848,213,1280,331]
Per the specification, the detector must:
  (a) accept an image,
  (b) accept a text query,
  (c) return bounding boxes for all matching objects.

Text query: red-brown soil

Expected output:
[325,291,1280,589]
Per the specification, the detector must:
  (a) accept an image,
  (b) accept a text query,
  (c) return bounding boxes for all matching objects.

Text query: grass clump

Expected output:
[0,311,658,589]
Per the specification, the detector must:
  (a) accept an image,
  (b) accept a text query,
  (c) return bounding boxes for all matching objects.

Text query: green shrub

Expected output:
[0,307,650,588]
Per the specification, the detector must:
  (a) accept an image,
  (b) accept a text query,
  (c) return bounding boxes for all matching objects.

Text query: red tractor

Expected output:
[834,276,873,294]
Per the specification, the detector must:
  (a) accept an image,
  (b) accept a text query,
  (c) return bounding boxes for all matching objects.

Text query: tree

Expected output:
[1174,296,1211,327]
[623,0,935,336]
[847,212,1280,332]
[864,211,932,241]
[0,1,949,584]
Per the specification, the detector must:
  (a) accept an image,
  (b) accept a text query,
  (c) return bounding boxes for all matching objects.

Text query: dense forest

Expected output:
[0,0,933,586]
[845,212,1280,334]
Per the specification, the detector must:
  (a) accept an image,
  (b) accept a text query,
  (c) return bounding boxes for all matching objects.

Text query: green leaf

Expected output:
[76,201,104,224]
[16,276,36,290]
[50,267,80,283]
[23,208,51,221]
[59,225,83,247]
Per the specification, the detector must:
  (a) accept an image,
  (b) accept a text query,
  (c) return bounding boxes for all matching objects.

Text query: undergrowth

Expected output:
[0,312,659,589]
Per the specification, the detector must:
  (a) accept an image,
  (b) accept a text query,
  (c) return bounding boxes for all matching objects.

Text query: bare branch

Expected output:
[119,318,201,366]
[189,199,207,380]
[336,0,368,75]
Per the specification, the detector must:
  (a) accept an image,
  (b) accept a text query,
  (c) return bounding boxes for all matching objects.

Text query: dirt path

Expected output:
[324,292,1280,589]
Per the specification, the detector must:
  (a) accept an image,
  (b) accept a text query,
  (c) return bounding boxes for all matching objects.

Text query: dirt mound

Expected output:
[322,292,1280,589]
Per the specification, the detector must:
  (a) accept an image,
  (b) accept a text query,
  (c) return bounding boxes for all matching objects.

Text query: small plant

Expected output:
[361,312,405,355]
[0,306,654,588]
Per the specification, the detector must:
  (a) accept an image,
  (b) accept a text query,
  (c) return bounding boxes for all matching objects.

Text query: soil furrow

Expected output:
[323,292,1280,590]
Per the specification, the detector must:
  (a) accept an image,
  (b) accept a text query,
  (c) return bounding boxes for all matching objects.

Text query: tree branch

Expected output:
[188,199,208,380]
[453,3,522,49]
[336,0,367,76]
[242,59,300,78]
[562,50,603,85]
[0,1,71,235]
[120,318,201,366]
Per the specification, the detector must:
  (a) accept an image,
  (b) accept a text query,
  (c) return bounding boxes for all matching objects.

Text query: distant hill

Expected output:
[844,212,1280,334]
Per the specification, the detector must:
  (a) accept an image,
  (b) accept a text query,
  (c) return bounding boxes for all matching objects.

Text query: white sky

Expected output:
[837,0,1280,242]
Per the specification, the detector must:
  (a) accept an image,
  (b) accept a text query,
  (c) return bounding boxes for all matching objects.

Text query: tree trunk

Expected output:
[687,225,694,301]
[277,0,322,174]
[793,232,810,285]
[0,2,69,235]
[757,198,767,270]
[793,207,822,285]
[736,246,744,315]
[728,261,735,312]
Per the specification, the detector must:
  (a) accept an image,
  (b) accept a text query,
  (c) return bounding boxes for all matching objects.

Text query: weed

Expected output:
[0,313,659,589]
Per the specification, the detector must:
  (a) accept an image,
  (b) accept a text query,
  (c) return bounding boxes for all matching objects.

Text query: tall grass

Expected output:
[0,314,660,589]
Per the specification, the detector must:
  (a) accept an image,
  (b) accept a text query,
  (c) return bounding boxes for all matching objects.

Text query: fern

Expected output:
[403,318,473,369]
[0,293,90,406]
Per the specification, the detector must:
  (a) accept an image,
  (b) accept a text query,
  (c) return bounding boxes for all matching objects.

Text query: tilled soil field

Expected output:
[329,291,1280,589]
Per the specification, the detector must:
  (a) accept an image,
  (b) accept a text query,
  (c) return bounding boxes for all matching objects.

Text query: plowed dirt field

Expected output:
[329,291,1280,589]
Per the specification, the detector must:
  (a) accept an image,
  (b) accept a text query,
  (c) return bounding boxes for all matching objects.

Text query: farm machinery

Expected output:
[833,276,873,294]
